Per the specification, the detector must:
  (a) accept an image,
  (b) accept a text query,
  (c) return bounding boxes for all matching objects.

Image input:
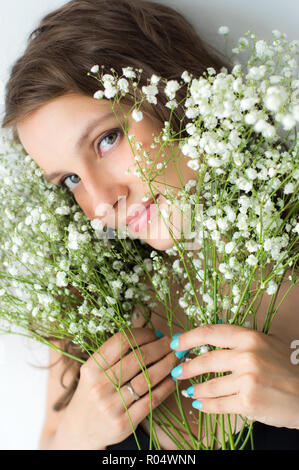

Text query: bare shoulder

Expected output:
[38,340,79,446]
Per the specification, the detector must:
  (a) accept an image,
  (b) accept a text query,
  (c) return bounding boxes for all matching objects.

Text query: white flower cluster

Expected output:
[0,142,153,342]
[120,30,298,326]
[0,28,298,359]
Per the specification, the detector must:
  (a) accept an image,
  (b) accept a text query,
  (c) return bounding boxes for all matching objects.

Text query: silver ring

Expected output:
[126,383,140,400]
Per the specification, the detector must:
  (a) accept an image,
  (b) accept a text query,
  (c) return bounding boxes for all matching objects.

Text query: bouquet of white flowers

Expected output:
[0,133,159,354]
[0,28,298,449]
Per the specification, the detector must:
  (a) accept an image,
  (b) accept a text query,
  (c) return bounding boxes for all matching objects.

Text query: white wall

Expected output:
[0,0,298,450]
[160,0,299,47]
[0,332,49,450]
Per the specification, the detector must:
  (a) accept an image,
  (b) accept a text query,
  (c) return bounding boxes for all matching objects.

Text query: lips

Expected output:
[126,194,160,227]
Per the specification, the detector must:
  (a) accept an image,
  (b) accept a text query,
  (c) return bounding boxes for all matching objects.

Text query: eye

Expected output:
[59,129,122,191]
[97,129,120,154]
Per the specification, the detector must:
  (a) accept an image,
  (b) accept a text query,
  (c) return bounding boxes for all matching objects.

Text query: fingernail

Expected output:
[175,349,190,359]
[171,364,182,379]
[192,400,202,410]
[170,333,182,350]
[217,319,223,324]
[154,330,164,338]
[186,385,194,397]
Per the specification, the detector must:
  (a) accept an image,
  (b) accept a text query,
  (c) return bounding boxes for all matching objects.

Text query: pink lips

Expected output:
[127,194,160,233]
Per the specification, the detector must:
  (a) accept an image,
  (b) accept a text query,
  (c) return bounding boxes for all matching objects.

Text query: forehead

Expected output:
[16,93,113,157]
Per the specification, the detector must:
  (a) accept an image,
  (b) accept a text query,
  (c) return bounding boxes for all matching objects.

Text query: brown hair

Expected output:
[1,0,229,411]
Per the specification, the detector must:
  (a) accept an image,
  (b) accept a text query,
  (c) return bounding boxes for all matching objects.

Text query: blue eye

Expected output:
[98,129,119,153]
[60,174,81,191]
[59,129,121,191]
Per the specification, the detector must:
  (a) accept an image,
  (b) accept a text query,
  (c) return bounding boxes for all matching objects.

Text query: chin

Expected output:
[143,236,175,251]
[140,213,183,251]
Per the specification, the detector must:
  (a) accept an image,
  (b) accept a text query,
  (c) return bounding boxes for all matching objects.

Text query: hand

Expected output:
[169,324,299,429]
[54,327,177,449]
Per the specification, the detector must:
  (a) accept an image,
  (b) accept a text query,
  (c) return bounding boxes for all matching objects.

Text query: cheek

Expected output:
[105,140,137,177]
[73,192,94,220]
[132,120,163,160]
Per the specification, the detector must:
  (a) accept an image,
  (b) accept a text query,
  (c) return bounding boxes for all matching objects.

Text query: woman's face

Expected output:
[17,93,196,250]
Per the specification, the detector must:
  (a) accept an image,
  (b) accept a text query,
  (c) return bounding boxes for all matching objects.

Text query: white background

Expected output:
[0,0,298,450]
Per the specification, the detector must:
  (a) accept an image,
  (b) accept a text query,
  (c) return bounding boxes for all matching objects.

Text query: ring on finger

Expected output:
[125,381,140,401]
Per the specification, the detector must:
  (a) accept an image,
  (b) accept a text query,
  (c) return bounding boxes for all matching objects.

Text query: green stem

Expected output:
[152,406,195,449]
[231,267,258,323]
[238,421,254,450]
[172,383,198,448]
[226,415,235,450]
[220,414,227,450]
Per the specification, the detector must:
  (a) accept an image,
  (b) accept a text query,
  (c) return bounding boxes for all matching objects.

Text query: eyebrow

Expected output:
[43,111,115,183]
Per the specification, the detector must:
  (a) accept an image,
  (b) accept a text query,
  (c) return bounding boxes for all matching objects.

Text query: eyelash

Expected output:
[58,127,123,190]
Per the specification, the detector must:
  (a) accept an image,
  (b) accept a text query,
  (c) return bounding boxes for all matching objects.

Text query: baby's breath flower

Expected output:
[164,80,180,100]
[102,74,115,83]
[142,84,158,104]
[264,86,288,112]
[106,296,117,305]
[246,255,258,266]
[281,114,296,130]
[218,26,230,35]
[55,206,71,215]
[122,67,136,79]
[56,271,68,287]
[117,78,129,93]
[255,40,274,58]
[104,84,117,99]
[199,345,210,354]
[90,64,99,73]
[272,30,282,39]
[165,100,178,109]
[181,71,192,83]
[187,159,200,171]
[225,242,235,254]
[150,74,160,85]
[132,109,143,122]
[90,218,104,231]
[284,182,294,194]
[266,280,278,295]
[0,32,298,451]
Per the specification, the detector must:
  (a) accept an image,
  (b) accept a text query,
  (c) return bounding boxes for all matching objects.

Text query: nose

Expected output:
[93,192,129,226]
[84,175,129,225]
[94,201,113,218]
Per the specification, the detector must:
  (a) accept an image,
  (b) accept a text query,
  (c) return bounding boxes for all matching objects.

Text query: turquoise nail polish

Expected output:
[170,337,179,350]
[192,400,202,410]
[173,333,182,338]
[217,319,223,324]
[154,330,164,338]
[175,349,190,359]
[171,364,182,379]
[170,333,182,350]
[186,385,194,397]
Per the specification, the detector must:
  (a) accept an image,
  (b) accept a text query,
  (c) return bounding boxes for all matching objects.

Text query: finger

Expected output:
[109,336,173,386]
[190,394,243,415]
[171,349,238,380]
[128,376,177,422]
[85,327,159,372]
[170,324,253,352]
[183,373,237,399]
[117,351,177,409]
